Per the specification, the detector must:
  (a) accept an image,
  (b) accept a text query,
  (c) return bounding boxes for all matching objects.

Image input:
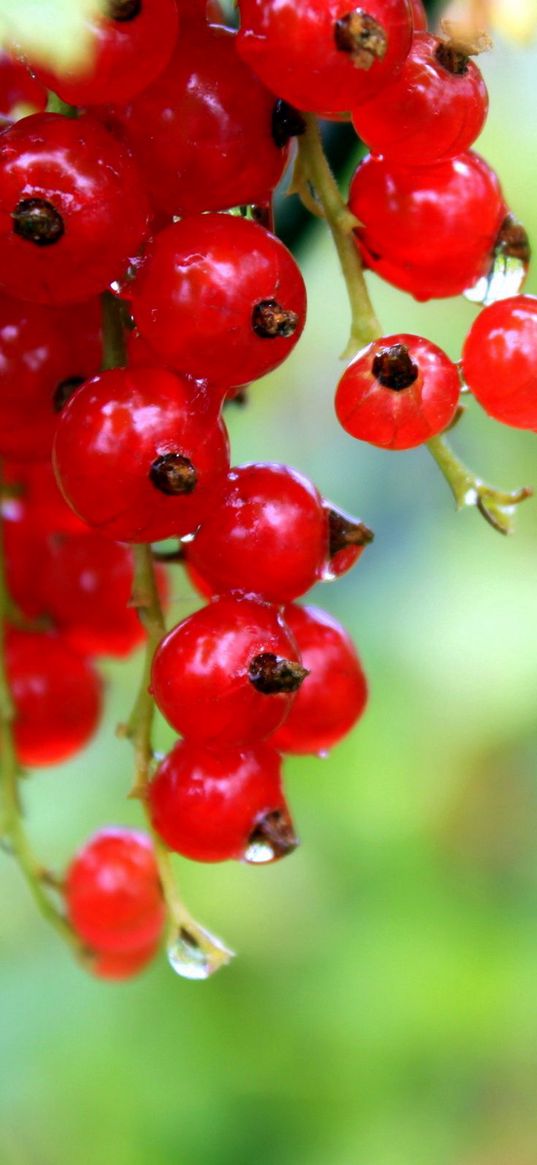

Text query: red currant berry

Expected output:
[53,367,230,542]
[187,463,328,603]
[462,295,537,430]
[5,460,89,535]
[323,500,374,579]
[39,532,169,658]
[0,51,46,126]
[237,0,414,118]
[2,495,50,618]
[151,594,307,747]
[89,937,160,980]
[409,0,427,30]
[129,214,306,388]
[0,113,149,305]
[352,34,488,167]
[149,740,297,863]
[29,0,179,106]
[6,629,102,766]
[349,150,507,300]
[271,604,368,754]
[335,334,460,448]
[66,828,164,954]
[103,24,291,218]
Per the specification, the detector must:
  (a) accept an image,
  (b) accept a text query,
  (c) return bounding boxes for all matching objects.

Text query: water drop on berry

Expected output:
[464,214,530,306]
[166,925,234,980]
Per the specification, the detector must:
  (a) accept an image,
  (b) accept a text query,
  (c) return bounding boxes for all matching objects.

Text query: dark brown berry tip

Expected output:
[328,508,374,558]
[149,453,198,496]
[13,198,64,247]
[494,213,531,267]
[53,375,86,413]
[434,41,470,74]
[245,808,300,864]
[108,0,142,21]
[252,298,299,339]
[372,343,418,391]
[272,99,307,149]
[248,652,309,695]
[334,9,387,70]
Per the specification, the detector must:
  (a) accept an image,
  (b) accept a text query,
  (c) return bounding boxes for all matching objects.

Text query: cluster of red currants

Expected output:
[0,0,534,980]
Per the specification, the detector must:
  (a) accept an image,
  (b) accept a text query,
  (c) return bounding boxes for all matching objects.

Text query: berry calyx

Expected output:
[333,10,387,67]
[12,197,64,246]
[252,299,299,339]
[325,502,374,577]
[247,653,308,695]
[371,343,418,390]
[245,807,299,863]
[149,454,198,496]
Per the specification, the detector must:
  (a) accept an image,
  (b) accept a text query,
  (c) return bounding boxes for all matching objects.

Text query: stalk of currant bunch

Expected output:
[295,114,532,535]
[101,291,235,981]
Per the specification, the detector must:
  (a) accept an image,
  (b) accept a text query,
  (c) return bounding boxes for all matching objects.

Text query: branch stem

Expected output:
[427,434,532,534]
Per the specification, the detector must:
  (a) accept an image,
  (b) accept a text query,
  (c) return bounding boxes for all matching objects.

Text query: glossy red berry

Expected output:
[409,0,427,30]
[0,51,46,126]
[0,113,149,305]
[5,459,89,535]
[352,34,488,167]
[335,334,460,448]
[271,604,368,754]
[151,594,307,747]
[104,24,291,218]
[237,0,414,118]
[66,828,164,954]
[349,150,507,300]
[53,367,230,542]
[29,0,179,106]
[186,463,328,603]
[129,214,306,388]
[39,532,169,657]
[6,629,102,766]
[2,495,50,618]
[89,937,160,981]
[149,740,297,863]
[462,295,537,430]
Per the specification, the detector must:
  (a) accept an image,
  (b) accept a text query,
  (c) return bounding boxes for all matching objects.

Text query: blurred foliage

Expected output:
[0,0,106,73]
[1,23,537,1165]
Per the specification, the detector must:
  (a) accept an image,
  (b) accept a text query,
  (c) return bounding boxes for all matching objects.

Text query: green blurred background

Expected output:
[1,30,537,1165]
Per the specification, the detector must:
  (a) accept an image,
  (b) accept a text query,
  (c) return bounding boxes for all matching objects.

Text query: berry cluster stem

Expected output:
[296,114,381,356]
[426,432,532,533]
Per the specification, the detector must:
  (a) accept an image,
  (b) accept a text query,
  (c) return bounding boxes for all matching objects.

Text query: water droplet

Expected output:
[465,215,530,306]
[167,925,234,980]
[320,562,337,582]
[243,809,299,865]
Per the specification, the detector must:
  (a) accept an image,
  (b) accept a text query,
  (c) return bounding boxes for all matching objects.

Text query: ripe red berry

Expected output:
[129,214,306,388]
[335,334,460,449]
[237,0,414,118]
[89,937,161,981]
[53,367,230,542]
[461,295,537,430]
[0,113,149,305]
[2,495,50,618]
[271,604,368,754]
[104,23,291,218]
[149,740,297,863]
[66,828,164,954]
[151,594,307,747]
[186,463,329,603]
[409,0,427,30]
[0,51,46,126]
[6,629,102,766]
[349,150,507,300]
[39,531,169,658]
[28,0,179,106]
[5,459,89,535]
[352,34,488,167]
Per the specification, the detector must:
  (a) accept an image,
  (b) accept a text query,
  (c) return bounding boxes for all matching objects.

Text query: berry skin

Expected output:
[351,34,488,167]
[53,367,230,543]
[349,150,507,300]
[335,334,460,449]
[461,295,537,430]
[151,594,307,747]
[271,604,368,755]
[104,24,290,218]
[28,0,179,106]
[186,463,329,603]
[0,51,46,125]
[129,214,306,389]
[237,0,414,118]
[0,113,149,305]
[89,938,160,981]
[6,629,102,766]
[39,532,169,658]
[149,740,297,863]
[66,828,164,955]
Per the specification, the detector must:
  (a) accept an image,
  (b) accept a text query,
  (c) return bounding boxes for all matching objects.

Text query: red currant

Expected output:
[462,295,537,430]
[335,334,460,448]
[66,828,164,954]
[0,51,46,125]
[89,937,160,980]
[53,367,230,543]
[0,113,149,305]
[151,594,307,747]
[149,740,297,863]
[271,604,368,754]
[129,214,306,388]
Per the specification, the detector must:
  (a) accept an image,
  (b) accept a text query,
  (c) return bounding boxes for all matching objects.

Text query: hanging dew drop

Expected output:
[166,925,234,980]
[465,214,530,306]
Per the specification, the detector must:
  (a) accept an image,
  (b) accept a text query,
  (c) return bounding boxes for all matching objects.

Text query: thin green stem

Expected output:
[101,290,127,370]
[427,434,532,535]
[296,114,381,356]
